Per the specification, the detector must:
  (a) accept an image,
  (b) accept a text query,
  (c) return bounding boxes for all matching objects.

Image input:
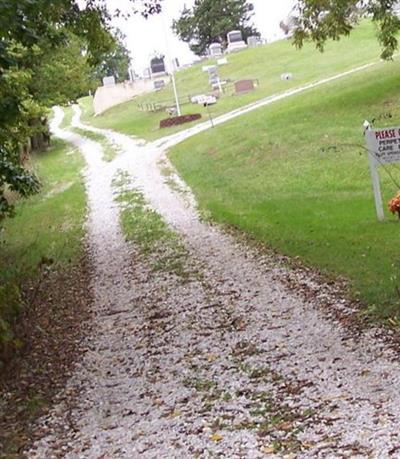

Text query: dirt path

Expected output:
[26,103,400,458]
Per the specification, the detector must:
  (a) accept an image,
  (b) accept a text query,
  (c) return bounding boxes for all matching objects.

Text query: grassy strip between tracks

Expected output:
[0,139,86,363]
[59,105,74,130]
[112,170,190,278]
[169,57,400,322]
[72,126,119,162]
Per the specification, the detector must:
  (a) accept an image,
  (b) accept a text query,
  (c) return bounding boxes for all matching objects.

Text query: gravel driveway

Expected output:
[25,103,400,459]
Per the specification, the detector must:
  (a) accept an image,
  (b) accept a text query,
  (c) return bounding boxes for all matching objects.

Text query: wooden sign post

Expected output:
[365,126,400,221]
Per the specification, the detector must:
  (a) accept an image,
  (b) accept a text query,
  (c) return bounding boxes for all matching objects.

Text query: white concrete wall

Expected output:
[93,80,156,116]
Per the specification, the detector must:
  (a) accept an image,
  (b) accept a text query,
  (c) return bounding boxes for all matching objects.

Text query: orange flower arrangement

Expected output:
[389,192,400,218]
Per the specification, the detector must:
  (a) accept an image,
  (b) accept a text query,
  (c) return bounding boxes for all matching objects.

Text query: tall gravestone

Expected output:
[150,56,166,76]
[227,30,247,53]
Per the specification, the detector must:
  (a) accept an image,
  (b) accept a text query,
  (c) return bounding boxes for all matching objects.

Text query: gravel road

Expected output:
[25,98,400,459]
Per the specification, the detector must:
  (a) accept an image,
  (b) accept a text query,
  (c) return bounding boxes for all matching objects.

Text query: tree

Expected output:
[30,34,96,107]
[173,0,259,56]
[0,0,161,222]
[92,30,132,83]
[293,0,400,60]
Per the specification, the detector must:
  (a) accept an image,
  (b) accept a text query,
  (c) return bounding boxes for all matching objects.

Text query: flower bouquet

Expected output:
[389,192,400,218]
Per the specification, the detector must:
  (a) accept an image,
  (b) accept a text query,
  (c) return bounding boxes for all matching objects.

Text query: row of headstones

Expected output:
[148,31,260,79]
[209,30,263,57]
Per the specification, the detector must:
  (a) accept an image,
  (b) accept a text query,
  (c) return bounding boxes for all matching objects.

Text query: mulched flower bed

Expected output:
[160,113,202,129]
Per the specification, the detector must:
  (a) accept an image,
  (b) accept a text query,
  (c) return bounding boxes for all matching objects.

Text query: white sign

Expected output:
[365,126,400,220]
[366,127,400,164]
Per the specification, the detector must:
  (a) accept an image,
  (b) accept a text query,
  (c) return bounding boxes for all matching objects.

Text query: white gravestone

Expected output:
[202,65,215,72]
[365,125,400,220]
[209,43,223,57]
[227,30,247,53]
[103,76,116,87]
[247,36,261,48]
[217,57,228,66]
[207,66,223,91]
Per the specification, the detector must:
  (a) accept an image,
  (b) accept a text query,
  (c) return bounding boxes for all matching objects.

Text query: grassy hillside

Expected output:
[81,21,383,140]
[0,139,86,358]
[169,58,400,321]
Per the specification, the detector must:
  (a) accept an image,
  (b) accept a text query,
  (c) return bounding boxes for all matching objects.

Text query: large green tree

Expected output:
[0,0,161,222]
[30,34,96,107]
[173,0,259,56]
[293,0,400,60]
[92,30,132,83]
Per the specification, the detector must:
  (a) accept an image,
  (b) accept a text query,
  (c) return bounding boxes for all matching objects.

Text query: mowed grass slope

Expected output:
[169,58,400,320]
[0,139,86,348]
[82,21,383,140]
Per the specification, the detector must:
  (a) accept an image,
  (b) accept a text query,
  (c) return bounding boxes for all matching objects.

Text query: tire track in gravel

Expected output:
[26,94,400,458]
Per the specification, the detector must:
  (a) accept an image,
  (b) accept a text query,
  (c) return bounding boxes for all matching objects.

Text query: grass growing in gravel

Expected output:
[112,170,189,277]
[0,139,86,357]
[81,21,383,140]
[59,105,74,129]
[72,127,119,162]
[169,57,400,321]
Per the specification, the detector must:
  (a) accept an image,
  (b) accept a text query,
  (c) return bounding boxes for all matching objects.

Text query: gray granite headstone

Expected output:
[150,57,166,75]
[235,79,255,94]
[209,43,223,57]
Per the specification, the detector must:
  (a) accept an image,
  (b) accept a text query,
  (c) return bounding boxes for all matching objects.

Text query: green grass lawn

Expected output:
[169,58,400,320]
[59,105,74,129]
[0,139,86,352]
[81,21,385,140]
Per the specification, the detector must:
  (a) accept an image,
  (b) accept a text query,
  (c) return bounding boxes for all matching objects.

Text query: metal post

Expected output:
[161,13,181,116]
[365,125,384,221]
[205,103,214,128]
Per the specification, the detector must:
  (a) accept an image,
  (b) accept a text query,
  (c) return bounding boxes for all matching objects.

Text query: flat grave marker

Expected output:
[234,79,255,94]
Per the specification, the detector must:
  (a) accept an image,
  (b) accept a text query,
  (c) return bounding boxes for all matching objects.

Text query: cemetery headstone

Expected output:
[234,79,255,94]
[281,73,293,81]
[103,76,116,87]
[150,56,166,75]
[227,30,247,53]
[217,57,228,66]
[202,65,215,72]
[209,43,223,57]
[247,36,261,47]
[143,68,151,79]
[153,80,165,91]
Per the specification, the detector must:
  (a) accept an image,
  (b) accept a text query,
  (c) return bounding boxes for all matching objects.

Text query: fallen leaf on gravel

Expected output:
[302,442,314,449]
[210,433,223,442]
[170,410,181,418]
[207,353,218,362]
[261,445,275,453]
[277,421,293,431]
